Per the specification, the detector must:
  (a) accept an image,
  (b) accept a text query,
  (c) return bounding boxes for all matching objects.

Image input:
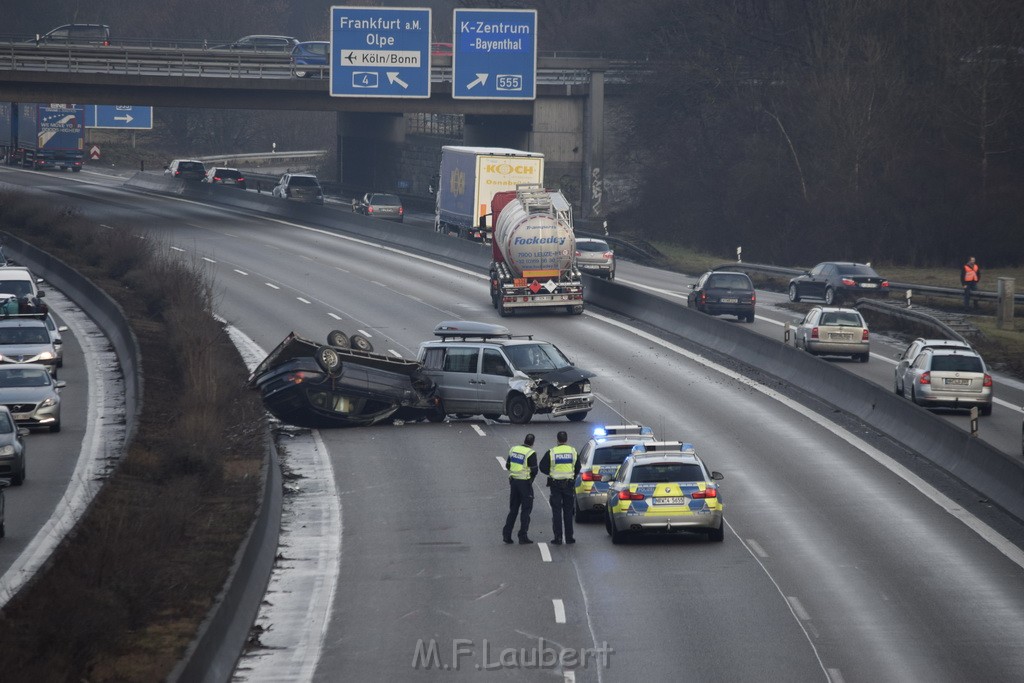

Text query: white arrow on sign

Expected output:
[114,114,134,124]
[386,72,409,89]
[466,73,489,90]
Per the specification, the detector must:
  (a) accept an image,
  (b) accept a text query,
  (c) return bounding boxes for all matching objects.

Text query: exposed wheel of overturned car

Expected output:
[566,411,588,422]
[315,346,343,377]
[350,334,374,352]
[327,329,350,348]
[506,394,534,424]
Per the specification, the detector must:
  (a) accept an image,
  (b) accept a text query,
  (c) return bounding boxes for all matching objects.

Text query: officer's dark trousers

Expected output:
[503,479,534,540]
[549,480,575,541]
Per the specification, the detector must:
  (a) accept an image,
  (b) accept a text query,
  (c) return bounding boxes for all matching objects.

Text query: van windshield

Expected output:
[504,343,571,372]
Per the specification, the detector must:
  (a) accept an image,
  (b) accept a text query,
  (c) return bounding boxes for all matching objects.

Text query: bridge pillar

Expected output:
[529,93,586,216]
[337,112,406,192]
[463,115,531,150]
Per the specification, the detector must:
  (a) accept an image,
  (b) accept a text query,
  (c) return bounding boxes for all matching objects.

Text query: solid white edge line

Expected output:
[552,598,566,623]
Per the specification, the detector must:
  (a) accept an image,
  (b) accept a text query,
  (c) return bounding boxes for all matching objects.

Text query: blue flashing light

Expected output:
[631,443,647,454]
[682,443,694,451]
[593,426,607,438]
[639,426,654,436]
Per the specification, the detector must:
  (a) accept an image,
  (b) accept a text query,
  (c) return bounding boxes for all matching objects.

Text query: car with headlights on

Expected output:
[687,270,756,322]
[0,406,29,485]
[0,364,65,432]
[896,347,992,415]
[354,192,404,222]
[893,338,973,396]
[291,40,329,78]
[273,173,325,205]
[575,238,616,279]
[793,306,870,362]
[575,424,656,521]
[0,319,60,377]
[788,262,889,306]
[605,441,724,544]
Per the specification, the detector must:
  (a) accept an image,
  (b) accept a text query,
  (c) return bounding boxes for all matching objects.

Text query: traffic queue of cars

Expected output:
[0,265,68,516]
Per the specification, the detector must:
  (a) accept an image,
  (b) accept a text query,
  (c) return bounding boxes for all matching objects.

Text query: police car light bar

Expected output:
[631,441,696,455]
[594,425,654,438]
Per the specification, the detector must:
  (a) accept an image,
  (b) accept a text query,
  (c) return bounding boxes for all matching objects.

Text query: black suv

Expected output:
[687,270,756,322]
[35,24,110,46]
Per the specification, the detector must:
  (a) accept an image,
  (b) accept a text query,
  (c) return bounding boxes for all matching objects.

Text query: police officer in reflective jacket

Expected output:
[539,431,581,545]
[503,434,538,544]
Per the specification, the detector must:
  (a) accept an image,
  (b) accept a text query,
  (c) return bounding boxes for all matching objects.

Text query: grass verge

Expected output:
[0,191,266,680]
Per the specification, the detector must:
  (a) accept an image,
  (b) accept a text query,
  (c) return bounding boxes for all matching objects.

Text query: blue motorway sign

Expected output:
[83,105,153,130]
[452,9,536,100]
[330,6,431,98]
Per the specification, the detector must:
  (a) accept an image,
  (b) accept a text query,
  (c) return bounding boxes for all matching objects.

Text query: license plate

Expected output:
[653,496,687,505]
[944,378,970,385]
[13,413,29,420]
[829,333,853,340]
[533,295,551,302]
[860,283,878,288]
[720,298,738,304]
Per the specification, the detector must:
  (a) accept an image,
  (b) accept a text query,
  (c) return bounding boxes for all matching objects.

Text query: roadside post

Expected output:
[737,246,742,263]
[970,406,979,437]
[784,321,791,344]
[905,289,912,308]
[996,278,1015,330]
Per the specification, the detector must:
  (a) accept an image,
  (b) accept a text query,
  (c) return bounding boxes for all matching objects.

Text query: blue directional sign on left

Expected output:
[330,6,431,98]
[84,105,154,130]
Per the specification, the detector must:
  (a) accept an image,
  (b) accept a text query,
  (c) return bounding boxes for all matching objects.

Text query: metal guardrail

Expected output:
[0,44,640,85]
[713,261,1024,304]
[854,299,970,343]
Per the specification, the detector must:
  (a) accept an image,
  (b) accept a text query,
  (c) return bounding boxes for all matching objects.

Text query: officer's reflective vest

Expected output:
[549,444,578,480]
[963,264,979,283]
[508,445,534,480]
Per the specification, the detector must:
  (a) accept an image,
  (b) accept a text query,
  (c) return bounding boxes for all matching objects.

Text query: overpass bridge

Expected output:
[0,43,640,217]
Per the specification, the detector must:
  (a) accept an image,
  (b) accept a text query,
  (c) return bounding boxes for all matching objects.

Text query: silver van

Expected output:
[417,321,594,424]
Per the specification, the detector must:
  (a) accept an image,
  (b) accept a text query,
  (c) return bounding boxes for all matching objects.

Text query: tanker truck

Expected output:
[489,184,585,316]
[435,146,544,241]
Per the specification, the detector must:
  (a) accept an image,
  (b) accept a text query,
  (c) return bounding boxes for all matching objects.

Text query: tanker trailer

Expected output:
[488,184,585,316]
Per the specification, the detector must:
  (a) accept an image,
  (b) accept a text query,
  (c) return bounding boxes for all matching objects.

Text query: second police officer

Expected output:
[540,431,580,545]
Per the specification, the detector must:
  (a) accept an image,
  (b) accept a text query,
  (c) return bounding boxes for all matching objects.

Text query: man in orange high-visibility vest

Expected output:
[961,256,980,309]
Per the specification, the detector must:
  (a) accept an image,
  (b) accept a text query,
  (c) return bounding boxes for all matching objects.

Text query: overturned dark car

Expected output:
[247,331,442,428]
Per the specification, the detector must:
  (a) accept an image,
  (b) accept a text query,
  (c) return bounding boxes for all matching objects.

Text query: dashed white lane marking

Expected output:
[100,223,114,229]
[388,349,402,358]
[472,424,487,437]
[747,539,769,558]
[171,246,184,252]
[299,254,315,261]
[827,668,846,683]
[539,543,552,563]
[265,282,280,290]
[564,672,576,683]
[370,280,387,287]
[296,297,311,304]
[356,329,372,338]
[787,596,811,621]
[494,456,505,467]
[327,312,341,320]
[334,266,349,273]
[233,268,248,276]
[202,256,216,263]
[552,599,566,624]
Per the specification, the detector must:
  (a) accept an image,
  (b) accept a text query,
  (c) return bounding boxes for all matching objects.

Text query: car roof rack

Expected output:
[433,320,520,341]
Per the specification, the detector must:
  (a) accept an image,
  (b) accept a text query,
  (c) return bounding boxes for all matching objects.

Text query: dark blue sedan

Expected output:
[291,41,329,78]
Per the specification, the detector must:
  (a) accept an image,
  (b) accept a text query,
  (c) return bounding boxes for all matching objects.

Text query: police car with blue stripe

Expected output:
[574,425,656,522]
[604,441,724,544]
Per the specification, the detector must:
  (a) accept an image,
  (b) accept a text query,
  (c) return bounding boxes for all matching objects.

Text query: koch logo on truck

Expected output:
[485,163,537,175]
